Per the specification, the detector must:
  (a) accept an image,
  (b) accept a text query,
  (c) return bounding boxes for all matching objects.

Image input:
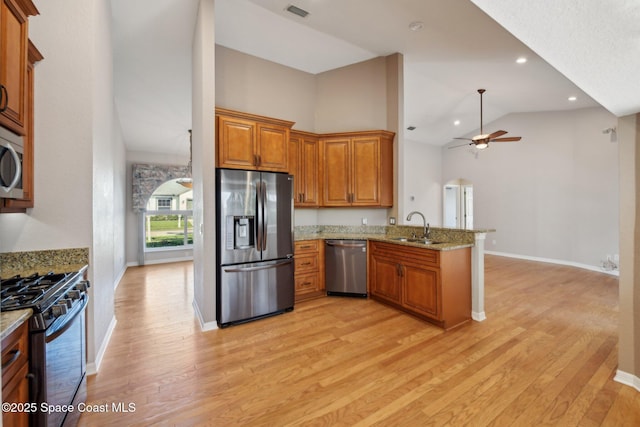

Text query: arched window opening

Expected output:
[144,179,193,250]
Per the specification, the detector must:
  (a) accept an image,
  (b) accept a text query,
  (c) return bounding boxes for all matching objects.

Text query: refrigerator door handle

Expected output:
[223,259,293,273]
[256,179,264,251]
[261,181,268,250]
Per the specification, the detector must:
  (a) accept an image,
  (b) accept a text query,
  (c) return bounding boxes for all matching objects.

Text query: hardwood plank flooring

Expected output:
[78,255,639,426]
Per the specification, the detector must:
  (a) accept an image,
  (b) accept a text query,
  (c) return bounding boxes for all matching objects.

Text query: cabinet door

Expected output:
[299,137,319,206]
[322,138,351,206]
[1,363,29,427]
[257,124,288,172]
[402,264,440,319]
[0,0,30,135]
[288,136,302,203]
[217,115,257,169]
[369,253,402,304]
[351,137,380,206]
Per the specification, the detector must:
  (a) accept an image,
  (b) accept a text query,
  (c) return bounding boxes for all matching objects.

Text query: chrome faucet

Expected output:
[406,211,430,239]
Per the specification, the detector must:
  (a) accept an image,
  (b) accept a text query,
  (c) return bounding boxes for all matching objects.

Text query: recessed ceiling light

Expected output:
[568,96,577,102]
[285,4,309,18]
[516,57,527,64]
[408,21,424,31]
[407,126,416,131]
[453,120,460,126]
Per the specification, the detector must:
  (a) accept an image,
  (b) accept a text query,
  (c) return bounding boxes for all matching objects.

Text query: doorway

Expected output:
[443,179,473,229]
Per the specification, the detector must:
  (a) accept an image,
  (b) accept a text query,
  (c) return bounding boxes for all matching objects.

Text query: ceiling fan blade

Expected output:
[491,137,522,142]
[448,142,472,149]
[487,130,507,139]
[453,137,473,141]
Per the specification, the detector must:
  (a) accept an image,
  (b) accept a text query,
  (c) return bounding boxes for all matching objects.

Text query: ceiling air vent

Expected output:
[286,4,309,18]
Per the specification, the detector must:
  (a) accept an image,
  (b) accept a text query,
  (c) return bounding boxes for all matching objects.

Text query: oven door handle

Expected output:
[45,295,88,343]
[0,141,22,193]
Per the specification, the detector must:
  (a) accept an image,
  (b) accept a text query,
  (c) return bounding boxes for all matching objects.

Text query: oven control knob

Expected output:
[51,304,64,317]
[62,298,73,309]
[54,301,68,316]
[68,290,81,300]
[75,281,90,292]
[59,302,68,315]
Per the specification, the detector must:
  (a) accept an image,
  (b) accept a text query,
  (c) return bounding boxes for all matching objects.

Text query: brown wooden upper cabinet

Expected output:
[320,130,394,207]
[216,108,294,173]
[1,40,42,213]
[289,130,320,207]
[0,0,38,136]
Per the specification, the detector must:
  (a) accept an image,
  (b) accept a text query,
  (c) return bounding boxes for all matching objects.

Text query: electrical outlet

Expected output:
[389,217,396,225]
[362,217,367,225]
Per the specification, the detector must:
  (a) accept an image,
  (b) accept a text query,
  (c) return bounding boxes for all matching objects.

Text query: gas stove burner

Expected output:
[0,271,78,312]
[2,290,45,308]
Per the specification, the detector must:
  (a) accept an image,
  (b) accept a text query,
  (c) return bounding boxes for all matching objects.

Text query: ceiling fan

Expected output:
[449,89,522,150]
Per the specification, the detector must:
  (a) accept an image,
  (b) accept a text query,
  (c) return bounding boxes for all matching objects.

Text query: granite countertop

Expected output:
[1,309,32,341]
[0,248,89,279]
[294,225,481,251]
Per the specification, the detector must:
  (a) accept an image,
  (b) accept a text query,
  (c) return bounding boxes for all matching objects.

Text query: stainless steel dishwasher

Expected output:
[325,240,367,297]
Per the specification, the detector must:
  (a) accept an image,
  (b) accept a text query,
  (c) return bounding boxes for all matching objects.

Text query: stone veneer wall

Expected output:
[132,163,191,212]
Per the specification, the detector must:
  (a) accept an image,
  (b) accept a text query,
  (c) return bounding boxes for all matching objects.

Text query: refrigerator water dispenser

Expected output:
[226,215,255,250]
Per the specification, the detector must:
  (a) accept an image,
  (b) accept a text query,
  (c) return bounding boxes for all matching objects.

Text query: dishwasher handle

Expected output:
[325,241,366,249]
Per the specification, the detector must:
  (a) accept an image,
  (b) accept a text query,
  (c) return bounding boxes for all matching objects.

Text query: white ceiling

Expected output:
[111,0,640,155]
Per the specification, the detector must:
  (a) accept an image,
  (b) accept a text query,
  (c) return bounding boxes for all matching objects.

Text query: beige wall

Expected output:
[315,57,388,133]
[192,0,217,327]
[215,45,316,132]
[617,113,640,379]
[442,107,618,268]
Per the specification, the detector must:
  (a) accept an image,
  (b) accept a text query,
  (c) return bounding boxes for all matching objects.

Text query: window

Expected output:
[144,179,193,251]
[156,197,172,210]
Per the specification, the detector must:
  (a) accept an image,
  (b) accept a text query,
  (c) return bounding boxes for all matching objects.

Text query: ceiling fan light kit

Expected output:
[450,89,522,151]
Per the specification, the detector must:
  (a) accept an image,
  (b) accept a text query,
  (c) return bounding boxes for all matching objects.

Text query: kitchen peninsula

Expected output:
[294,224,493,326]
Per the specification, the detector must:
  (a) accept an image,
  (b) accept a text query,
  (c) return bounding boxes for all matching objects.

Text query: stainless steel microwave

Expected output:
[0,126,24,199]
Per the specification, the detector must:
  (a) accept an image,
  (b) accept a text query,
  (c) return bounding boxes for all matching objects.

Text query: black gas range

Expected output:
[1,267,90,427]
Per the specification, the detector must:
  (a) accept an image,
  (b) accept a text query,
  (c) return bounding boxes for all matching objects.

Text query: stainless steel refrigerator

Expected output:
[216,168,295,327]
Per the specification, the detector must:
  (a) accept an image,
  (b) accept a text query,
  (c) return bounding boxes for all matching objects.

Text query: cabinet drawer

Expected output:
[295,240,319,253]
[295,253,318,273]
[1,321,29,387]
[295,273,319,294]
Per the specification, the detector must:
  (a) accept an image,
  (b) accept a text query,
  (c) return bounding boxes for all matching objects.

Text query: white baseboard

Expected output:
[192,299,218,331]
[126,257,194,268]
[614,370,640,392]
[113,264,127,291]
[87,315,117,376]
[472,311,486,322]
[485,251,619,277]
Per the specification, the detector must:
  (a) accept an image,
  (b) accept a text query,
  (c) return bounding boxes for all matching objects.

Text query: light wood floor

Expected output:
[78,256,639,426]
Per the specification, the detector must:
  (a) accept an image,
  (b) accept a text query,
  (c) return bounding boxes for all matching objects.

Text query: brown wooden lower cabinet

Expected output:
[2,321,30,427]
[369,240,471,330]
[294,239,325,302]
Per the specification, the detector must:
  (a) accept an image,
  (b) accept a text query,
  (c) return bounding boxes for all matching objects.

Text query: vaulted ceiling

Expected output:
[111,0,640,155]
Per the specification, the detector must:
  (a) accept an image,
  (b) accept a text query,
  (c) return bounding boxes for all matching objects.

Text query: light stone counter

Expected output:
[1,309,32,341]
[0,248,89,278]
